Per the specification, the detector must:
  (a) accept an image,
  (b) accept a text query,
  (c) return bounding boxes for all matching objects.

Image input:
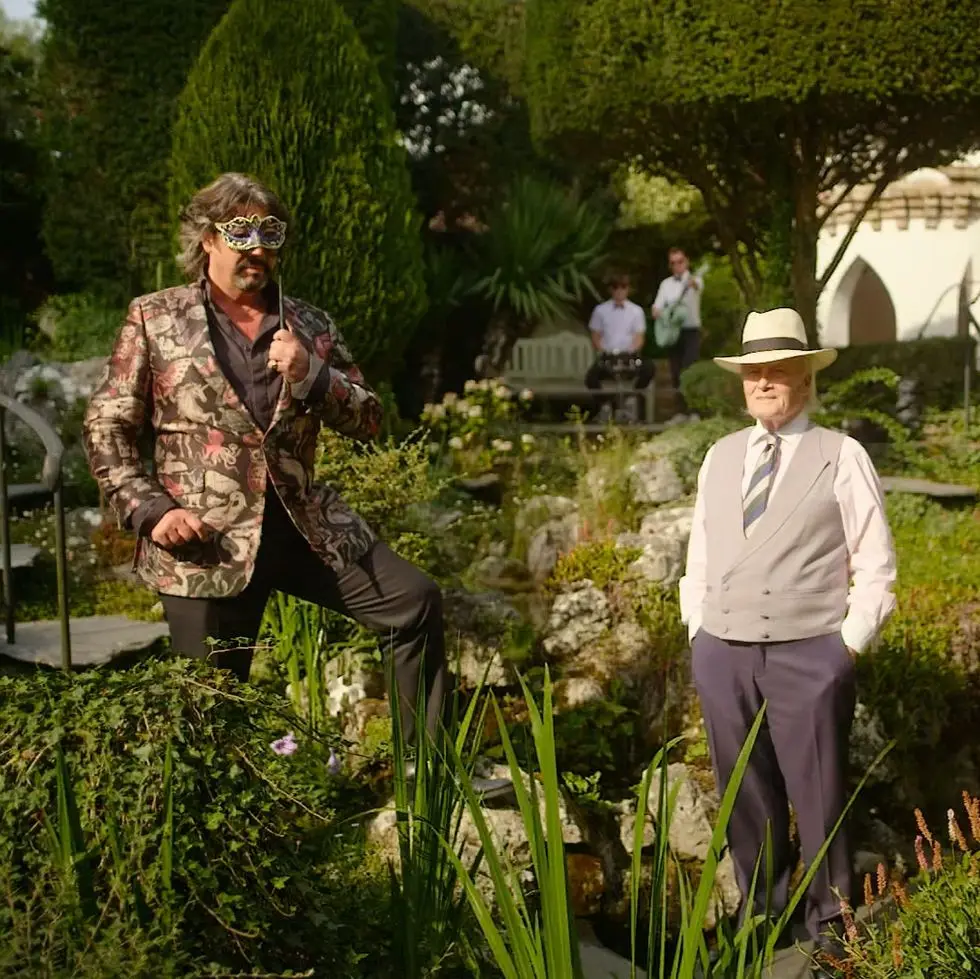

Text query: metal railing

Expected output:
[0,394,71,670]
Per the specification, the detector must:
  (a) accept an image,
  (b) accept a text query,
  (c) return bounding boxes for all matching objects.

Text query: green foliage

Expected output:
[32,291,127,361]
[338,0,398,95]
[0,15,50,340]
[469,175,611,341]
[553,685,639,778]
[170,0,425,379]
[0,659,391,976]
[615,168,707,231]
[315,427,444,545]
[823,336,976,412]
[547,538,641,592]
[843,796,980,978]
[679,362,744,419]
[523,0,980,320]
[36,0,230,296]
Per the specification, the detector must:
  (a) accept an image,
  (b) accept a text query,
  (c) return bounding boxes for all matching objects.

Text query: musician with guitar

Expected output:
[652,247,707,420]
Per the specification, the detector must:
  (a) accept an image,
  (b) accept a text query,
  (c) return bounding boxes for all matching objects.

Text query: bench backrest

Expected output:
[503,330,594,382]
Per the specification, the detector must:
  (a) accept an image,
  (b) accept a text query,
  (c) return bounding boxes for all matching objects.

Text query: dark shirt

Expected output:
[131,279,310,537]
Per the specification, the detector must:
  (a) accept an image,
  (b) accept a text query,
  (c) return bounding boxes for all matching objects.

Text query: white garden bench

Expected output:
[502,330,657,423]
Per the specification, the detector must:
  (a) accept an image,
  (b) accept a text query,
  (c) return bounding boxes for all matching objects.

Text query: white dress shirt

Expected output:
[678,411,897,652]
[652,271,703,328]
[588,299,647,352]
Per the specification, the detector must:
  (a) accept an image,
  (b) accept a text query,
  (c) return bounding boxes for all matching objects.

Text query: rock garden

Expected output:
[1,349,978,978]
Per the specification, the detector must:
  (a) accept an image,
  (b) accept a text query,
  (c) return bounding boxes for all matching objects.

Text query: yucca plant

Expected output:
[441,667,584,979]
[386,650,491,978]
[469,175,612,375]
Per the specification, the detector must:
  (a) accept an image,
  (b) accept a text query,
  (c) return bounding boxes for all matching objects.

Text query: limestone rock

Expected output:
[515,494,578,540]
[638,505,695,545]
[554,676,606,712]
[627,456,684,506]
[443,588,521,688]
[628,535,686,586]
[526,514,580,582]
[542,581,611,659]
[467,554,532,592]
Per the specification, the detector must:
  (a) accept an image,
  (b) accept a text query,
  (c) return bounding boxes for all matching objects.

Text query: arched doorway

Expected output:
[847,260,897,345]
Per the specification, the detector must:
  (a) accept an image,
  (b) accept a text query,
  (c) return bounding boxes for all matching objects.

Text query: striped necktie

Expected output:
[743,435,780,536]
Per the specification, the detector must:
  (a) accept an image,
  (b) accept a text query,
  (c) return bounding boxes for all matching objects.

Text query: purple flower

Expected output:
[327,748,342,776]
[271,732,298,756]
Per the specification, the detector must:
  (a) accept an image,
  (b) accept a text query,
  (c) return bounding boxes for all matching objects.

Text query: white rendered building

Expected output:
[817,157,980,349]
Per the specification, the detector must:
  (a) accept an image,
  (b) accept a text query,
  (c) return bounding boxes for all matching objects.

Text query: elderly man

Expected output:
[83,173,459,764]
[679,308,896,976]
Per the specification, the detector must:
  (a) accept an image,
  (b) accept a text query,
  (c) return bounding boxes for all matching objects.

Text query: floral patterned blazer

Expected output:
[83,284,382,598]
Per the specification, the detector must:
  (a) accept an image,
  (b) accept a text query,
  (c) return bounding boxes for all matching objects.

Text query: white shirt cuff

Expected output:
[687,614,702,644]
[289,350,325,400]
[840,612,877,655]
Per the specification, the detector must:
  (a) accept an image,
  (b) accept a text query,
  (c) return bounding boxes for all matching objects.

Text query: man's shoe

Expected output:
[402,761,514,802]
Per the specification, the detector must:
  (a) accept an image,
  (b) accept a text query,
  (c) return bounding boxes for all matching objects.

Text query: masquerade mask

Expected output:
[214,214,287,252]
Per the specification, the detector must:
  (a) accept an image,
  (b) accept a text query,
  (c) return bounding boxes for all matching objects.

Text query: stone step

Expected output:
[0,543,42,570]
[880,475,977,499]
[0,614,168,669]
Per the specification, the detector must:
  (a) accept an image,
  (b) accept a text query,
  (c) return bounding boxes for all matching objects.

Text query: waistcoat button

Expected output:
[761,632,770,640]
[761,588,771,595]
[760,613,770,620]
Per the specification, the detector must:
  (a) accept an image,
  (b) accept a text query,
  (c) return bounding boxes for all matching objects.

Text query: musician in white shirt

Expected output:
[585,272,654,421]
[652,247,704,417]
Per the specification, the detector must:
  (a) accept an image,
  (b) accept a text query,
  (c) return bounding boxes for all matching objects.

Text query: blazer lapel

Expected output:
[267,295,314,433]
[179,288,262,437]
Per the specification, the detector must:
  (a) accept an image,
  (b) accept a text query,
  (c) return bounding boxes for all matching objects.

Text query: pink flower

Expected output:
[271,732,298,756]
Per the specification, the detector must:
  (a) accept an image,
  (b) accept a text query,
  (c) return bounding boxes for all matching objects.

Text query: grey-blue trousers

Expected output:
[691,629,856,941]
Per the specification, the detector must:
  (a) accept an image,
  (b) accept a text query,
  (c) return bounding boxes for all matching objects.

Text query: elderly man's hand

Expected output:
[269,326,311,384]
[846,645,858,661]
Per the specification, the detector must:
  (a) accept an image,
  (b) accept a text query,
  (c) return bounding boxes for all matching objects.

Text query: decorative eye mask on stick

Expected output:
[214,213,288,252]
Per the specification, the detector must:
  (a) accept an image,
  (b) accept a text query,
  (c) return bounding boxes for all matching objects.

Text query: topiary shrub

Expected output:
[36,0,230,296]
[169,0,425,379]
[0,659,390,976]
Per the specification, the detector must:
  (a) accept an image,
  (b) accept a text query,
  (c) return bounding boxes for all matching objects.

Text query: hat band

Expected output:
[741,336,808,355]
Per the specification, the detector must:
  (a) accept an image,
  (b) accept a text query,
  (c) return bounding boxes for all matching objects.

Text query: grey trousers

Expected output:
[691,629,856,941]
[159,504,448,744]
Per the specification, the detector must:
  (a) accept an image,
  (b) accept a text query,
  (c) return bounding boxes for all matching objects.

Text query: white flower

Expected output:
[468,405,483,419]
[519,388,534,402]
[454,399,471,414]
[421,402,435,417]
[464,379,478,393]
[448,436,464,450]
[493,384,513,400]
[429,403,446,419]
[443,391,458,406]
[521,433,535,446]
[492,439,513,453]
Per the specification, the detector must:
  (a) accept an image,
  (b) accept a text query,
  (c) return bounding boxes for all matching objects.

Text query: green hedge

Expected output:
[169,0,425,379]
[823,336,976,410]
[680,336,977,418]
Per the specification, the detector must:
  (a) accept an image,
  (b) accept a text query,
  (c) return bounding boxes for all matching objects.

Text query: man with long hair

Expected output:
[84,173,456,760]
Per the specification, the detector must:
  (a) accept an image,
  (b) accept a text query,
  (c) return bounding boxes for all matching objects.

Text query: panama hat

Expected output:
[713,308,838,374]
